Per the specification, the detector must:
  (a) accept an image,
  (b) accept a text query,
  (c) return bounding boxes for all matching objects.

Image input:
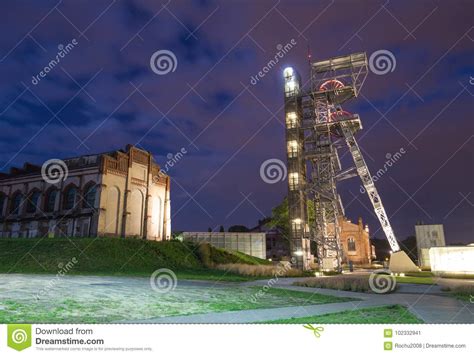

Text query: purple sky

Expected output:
[0,0,472,243]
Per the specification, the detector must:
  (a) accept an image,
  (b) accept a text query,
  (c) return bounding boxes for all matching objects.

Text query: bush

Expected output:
[295,276,372,293]
[215,263,304,277]
[196,242,213,268]
[436,272,474,279]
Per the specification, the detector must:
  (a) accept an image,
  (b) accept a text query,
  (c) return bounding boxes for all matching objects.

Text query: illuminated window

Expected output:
[283,67,294,78]
[292,218,302,232]
[285,80,296,93]
[286,112,297,128]
[288,172,299,190]
[287,140,299,158]
[348,237,356,251]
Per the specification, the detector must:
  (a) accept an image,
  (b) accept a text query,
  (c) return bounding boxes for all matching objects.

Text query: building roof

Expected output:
[0,144,159,180]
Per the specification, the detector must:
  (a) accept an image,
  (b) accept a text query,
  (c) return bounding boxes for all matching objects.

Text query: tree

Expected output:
[268,197,290,236]
[228,225,249,232]
[268,196,317,255]
[219,225,224,232]
[267,196,315,236]
[207,227,212,232]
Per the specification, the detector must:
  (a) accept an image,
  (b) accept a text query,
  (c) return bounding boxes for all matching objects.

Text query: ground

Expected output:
[1,239,472,324]
[263,305,423,324]
[1,273,473,324]
[0,274,353,323]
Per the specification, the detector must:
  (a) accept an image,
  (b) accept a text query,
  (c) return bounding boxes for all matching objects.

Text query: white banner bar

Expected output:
[0,324,471,355]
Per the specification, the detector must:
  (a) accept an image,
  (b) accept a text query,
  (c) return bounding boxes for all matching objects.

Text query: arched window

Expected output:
[63,186,77,210]
[0,194,5,217]
[10,192,23,215]
[348,236,356,251]
[83,183,97,209]
[26,190,41,213]
[44,189,58,212]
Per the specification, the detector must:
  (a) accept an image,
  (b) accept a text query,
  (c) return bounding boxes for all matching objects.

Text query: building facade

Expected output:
[415,223,446,268]
[182,232,266,259]
[0,145,171,240]
[250,216,374,265]
[429,245,474,274]
[338,217,373,265]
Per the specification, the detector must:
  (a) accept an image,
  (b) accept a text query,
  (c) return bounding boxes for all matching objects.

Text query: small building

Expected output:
[250,216,374,265]
[249,222,289,260]
[415,223,446,268]
[0,145,171,240]
[338,217,374,265]
[182,232,266,259]
[429,245,474,274]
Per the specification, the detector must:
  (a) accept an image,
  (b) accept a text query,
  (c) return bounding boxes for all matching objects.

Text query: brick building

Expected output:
[0,145,171,240]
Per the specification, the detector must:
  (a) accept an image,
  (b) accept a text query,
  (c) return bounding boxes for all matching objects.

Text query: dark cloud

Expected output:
[0,0,472,243]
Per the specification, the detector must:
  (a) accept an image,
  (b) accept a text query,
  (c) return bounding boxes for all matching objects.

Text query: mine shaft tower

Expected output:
[284,52,408,271]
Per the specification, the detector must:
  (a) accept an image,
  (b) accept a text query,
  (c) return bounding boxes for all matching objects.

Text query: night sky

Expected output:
[0,0,472,244]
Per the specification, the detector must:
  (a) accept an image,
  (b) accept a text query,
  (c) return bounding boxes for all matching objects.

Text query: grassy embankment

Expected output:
[0,237,275,281]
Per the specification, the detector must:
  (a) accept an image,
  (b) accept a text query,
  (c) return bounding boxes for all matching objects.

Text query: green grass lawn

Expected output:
[263,305,423,324]
[0,278,357,323]
[395,276,435,285]
[0,237,272,281]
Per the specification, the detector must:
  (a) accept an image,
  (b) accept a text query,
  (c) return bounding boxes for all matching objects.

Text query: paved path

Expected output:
[132,278,474,324]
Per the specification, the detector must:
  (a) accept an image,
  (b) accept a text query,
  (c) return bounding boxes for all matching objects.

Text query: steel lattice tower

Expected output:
[284,52,403,271]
